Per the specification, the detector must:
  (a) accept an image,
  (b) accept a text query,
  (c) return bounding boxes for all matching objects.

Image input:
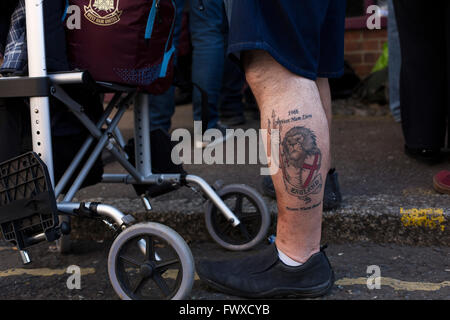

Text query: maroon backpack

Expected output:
[64,0,176,94]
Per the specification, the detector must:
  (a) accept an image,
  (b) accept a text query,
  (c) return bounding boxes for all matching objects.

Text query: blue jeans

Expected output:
[191,0,225,128]
[149,0,226,131]
[219,55,245,117]
[149,0,185,132]
[388,0,401,122]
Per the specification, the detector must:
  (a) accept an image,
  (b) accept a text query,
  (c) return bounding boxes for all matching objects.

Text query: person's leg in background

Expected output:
[315,78,342,211]
[219,55,246,126]
[394,0,447,163]
[148,86,176,133]
[174,11,194,106]
[190,0,225,131]
[387,0,401,123]
[431,4,450,196]
[316,78,332,129]
[0,99,30,163]
[148,0,186,133]
[219,4,249,127]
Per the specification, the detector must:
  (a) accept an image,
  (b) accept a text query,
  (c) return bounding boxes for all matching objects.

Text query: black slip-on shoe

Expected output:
[404,145,445,165]
[261,169,343,211]
[261,175,276,199]
[323,168,342,211]
[197,244,335,299]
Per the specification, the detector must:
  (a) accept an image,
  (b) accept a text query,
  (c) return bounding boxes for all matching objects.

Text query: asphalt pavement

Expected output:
[0,240,448,300]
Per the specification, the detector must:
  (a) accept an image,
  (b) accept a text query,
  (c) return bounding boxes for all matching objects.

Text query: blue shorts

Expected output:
[227,0,346,80]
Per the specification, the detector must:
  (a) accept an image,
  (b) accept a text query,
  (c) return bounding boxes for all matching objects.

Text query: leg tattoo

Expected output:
[270,110,323,207]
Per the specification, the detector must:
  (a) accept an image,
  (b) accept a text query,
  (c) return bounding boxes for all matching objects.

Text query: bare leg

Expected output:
[316,78,332,130]
[243,50,330,263]
[316,77,332,169]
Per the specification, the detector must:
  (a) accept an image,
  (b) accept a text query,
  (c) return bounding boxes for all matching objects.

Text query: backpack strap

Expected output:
[159,0,176,78]
[61,0,70,22]
[159,46,176,77]
[145,0,160,39]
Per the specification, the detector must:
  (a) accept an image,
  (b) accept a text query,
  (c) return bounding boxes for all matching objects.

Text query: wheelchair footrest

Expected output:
[0,152,59,249]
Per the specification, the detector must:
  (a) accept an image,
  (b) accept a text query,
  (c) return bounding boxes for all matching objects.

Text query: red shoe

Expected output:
[433,171,450,194]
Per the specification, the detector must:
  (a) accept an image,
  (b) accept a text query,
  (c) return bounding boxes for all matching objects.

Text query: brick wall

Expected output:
[344,28,387,79]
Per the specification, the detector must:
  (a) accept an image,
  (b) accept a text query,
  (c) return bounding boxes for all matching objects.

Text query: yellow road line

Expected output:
[0,267,197,280]
[162,272,450,291]
[0,268,95,277]
[336,277,450,292]
[2,266,445,293]
[164,269,200,281]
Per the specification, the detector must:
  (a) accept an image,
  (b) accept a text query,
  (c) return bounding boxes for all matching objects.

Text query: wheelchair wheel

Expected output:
[108,222,195,300]
[56,216,71,254]
[205,184,271,251]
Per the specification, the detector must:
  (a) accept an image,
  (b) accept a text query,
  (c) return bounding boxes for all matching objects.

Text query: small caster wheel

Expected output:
[108,222,195,300]
[56,215,71,254]
[205,184,271,251]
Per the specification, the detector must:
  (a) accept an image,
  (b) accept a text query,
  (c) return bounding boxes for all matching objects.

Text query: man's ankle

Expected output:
[275,241,320,264]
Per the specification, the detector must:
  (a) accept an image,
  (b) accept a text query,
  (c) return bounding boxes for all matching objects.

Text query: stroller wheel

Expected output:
[108,222,194,300]
[205,184,271,251]
[56,216,71,254]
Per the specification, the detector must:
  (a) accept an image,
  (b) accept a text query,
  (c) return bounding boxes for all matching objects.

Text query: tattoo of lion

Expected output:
[280,126,323,200]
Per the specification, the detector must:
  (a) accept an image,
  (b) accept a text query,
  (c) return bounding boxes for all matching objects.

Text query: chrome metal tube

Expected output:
[25,0,55,186]
[185,175,240,226]
[28,233,46,243]
[57,202,160,260]
[134,94,152,178]
[138,239,162,261]
[106,118,127,149]
[48,72,85,85]
[58,202,127,227]
[102,174,131,183]
[102,173,182,185]
[62,104,136,201]
[55,98,118,197]
[20,250,31,264]
[25,232,46,248]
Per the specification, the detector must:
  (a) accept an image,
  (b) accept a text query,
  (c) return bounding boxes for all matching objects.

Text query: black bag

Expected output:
[125,129,186,198]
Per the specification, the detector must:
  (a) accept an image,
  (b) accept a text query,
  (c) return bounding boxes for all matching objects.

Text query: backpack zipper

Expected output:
[198,0,205,11]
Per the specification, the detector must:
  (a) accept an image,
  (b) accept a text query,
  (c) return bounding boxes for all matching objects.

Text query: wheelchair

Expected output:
[0,0,270,300]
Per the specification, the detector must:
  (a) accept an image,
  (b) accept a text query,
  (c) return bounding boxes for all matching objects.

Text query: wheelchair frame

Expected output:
[0,0,241,263]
